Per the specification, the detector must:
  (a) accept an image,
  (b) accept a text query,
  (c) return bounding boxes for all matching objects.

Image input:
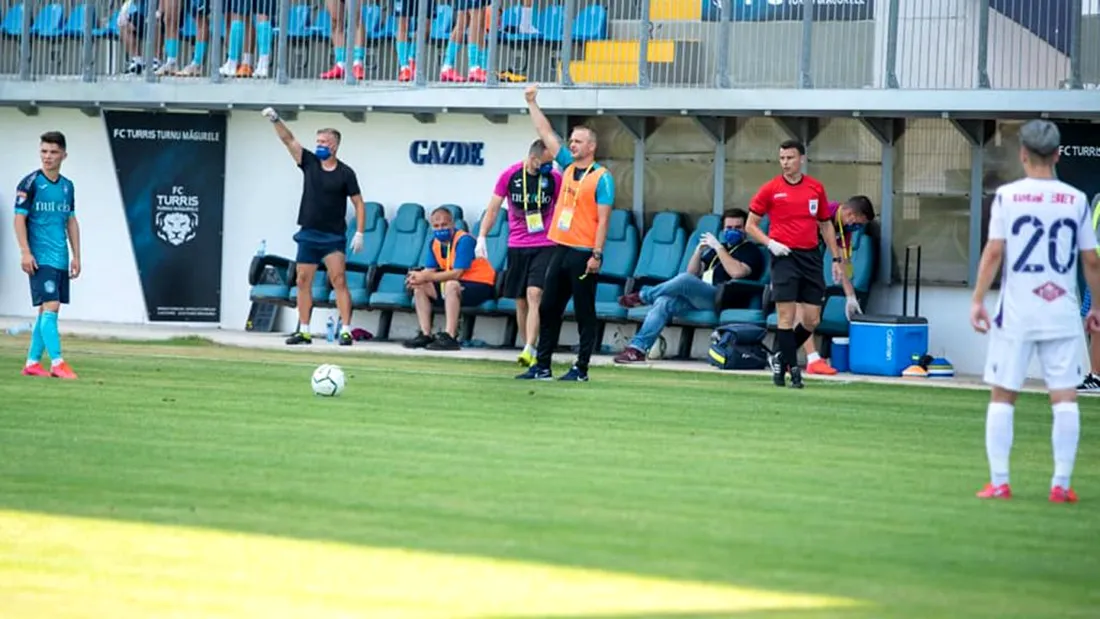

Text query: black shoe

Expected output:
[286,331,312,345]
[1077,373,1100,392]
[769,352,785,387]
[403,331,434,349]
[426,332,461,351]
[338,331,353,346]
[789,366,804,389]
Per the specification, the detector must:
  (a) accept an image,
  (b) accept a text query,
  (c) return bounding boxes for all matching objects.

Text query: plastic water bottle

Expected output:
[6,322,33,336]
[256,239,267,257]
[325,316,336,342]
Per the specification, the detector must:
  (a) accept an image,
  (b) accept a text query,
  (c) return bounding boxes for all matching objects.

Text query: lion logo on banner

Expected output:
[156,211,199,246]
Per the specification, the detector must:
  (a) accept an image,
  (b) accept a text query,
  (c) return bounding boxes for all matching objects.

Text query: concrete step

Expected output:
[583,39,679,63]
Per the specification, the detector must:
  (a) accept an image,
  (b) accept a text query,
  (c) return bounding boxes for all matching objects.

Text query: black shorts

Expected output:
[502,246,554,298]
[431,281,495,307]
[770,248,825,306]
[393,0,434,18]
[29,266,70,306]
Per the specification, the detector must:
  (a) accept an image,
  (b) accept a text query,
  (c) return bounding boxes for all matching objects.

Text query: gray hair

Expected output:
[1019,120,1060,159]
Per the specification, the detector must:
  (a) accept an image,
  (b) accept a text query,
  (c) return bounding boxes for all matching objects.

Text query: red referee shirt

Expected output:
[749,174,830,251]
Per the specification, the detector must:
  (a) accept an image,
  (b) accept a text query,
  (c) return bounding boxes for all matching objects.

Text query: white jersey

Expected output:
[988,177,1095,341]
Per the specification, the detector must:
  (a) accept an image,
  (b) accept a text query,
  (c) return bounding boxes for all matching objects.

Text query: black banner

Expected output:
[104,111,226,322]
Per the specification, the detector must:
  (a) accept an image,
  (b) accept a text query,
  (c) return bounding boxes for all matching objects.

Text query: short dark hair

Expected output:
[317,127,342,145]
[778,139,805,155]
[572,124,598,145]
[529,139,548,157]
[722,207,749,222]
[430,206,454,220]
[40,131,66,150]
[845,195,875,222]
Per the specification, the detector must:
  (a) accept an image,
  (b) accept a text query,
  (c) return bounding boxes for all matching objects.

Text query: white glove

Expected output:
[767,239,790,257]
[261,107,279,122]
[350,231,364,254]
[845,295,863,320]
[475,236,489,259]
[700,232,722,250]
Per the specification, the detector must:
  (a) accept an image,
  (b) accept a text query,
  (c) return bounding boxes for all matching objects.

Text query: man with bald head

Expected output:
[516,85,616,382]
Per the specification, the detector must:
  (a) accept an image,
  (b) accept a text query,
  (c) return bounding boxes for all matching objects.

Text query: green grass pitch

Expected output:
[0,336,1097,618]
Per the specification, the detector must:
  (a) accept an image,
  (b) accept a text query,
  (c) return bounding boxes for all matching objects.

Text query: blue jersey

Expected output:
[14,170,75,270]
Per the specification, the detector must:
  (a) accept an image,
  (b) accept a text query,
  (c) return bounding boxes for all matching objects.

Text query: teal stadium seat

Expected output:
[624,211,691,324]
[716,242,771,327]
[367,202,429,338]
[564,209,639,327]
[248,248,298,307]
[459,212,510,342]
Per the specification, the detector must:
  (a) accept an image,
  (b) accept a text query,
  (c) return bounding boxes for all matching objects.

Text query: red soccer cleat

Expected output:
[439,67,465,82]
[806,359,838,375]
[1050,486,1078,503]
[467,67,487,83]
[50,361,78,380]
[398,62,416,82]
[352,63,366,81]
[21,362,50,377]
[976,482,1012,500]
[320,64,345,80]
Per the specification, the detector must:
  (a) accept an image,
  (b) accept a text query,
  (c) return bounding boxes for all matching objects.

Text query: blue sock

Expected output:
[395,41,409,66]
[480,45,488,69]
[334,46,346,65]
[443,41,459,67]
[256,21,273,57]
[467,43,481,69]
[39,311,62,364]
[228,20,244,61]
[192,40,207,65]
[164,38,179,60]
[405,42,416,65]
[353,46,365,63]
[26,313,45,364]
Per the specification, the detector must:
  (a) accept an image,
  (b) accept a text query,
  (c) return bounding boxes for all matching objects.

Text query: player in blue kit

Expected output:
[14,131,82,380]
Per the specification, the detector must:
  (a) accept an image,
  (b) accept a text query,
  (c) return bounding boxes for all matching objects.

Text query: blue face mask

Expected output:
[843,223,864,234]
[433,228,453,244]
[315,145,332,160]
[538,162,553,174]
[722,228,744,246]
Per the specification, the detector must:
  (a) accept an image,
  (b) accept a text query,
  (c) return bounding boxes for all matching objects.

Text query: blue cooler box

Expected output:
[849,314,929,376]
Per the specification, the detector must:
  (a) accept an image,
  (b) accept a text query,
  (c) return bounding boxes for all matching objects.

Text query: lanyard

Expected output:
[835,212,851,260]
[521,169,543,213]
[706,242,745,271]
[440,236,457,271]
[564,165,594,208]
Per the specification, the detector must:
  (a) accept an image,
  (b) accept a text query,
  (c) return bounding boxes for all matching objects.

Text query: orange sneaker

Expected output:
[320,64,345,80]
[806,359,838,375]
[22,362,50,377]
[50,361,78,380]
[467,67,487,82]
[398,62,416,82]
[1050,486,1078,503]
[439,67,465,82]
[235,63,253,78]
[352,63,366,80]
[976,482,1012,500]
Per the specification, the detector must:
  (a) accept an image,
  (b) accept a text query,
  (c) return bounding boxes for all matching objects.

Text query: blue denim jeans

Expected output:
[630,272,717,352]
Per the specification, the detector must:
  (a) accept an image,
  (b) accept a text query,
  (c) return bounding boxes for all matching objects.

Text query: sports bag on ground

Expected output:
[707,323,770,370]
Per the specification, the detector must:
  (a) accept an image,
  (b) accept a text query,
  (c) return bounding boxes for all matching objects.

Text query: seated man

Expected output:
[614,208,765,364]
[802,195,875,375]
[404,207,497,351]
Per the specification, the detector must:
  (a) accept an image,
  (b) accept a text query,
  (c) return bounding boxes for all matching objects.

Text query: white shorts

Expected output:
[983,334,1086,392]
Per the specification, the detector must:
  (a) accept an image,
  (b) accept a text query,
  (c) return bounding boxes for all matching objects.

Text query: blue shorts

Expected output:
[432,281,494,307]
[29,266,70,307]
[294,228,346,265]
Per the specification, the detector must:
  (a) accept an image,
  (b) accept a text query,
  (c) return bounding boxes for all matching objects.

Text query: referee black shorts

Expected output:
[770,248,825,306]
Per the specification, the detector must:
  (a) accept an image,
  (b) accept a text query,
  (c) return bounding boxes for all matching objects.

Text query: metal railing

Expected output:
[0,0,1094,89]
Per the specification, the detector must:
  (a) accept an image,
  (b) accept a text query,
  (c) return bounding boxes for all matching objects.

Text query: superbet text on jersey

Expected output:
[988,178,1096,341]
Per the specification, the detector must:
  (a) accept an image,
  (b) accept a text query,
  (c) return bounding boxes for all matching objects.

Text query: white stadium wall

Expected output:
[0,107,1081,379]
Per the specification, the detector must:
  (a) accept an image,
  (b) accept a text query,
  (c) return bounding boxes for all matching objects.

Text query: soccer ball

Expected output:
[311,364,345,397]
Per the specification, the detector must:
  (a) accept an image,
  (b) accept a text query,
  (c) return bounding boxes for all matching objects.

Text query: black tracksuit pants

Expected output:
[535,245,599,371]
